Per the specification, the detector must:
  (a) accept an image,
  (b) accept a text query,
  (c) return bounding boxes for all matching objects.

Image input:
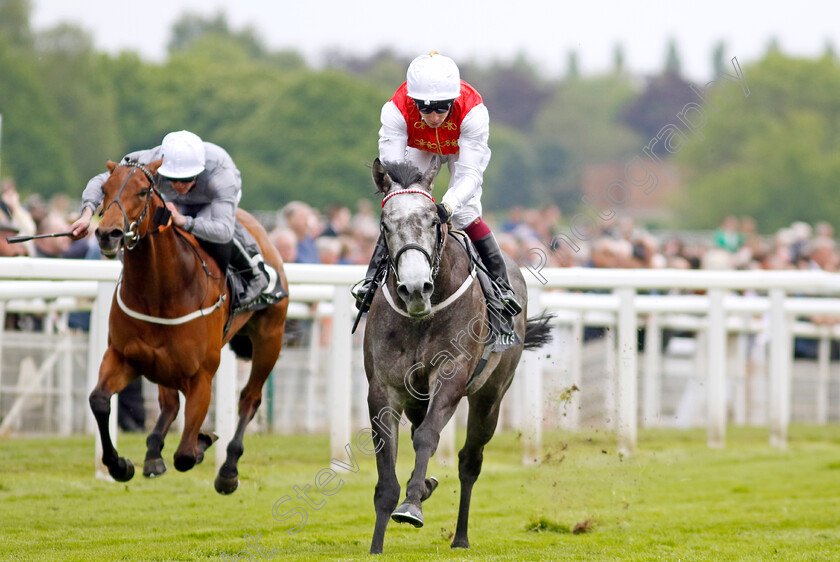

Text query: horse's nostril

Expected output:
[422,282,433,296]
[97,228,123,242]
[397,284,410,300]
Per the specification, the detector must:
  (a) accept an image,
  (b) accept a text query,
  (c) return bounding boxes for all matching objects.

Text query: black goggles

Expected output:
[414,99,454,114]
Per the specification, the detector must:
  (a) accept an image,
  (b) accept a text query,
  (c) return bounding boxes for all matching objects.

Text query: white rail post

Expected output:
[215,345,238,471]
[305,314,322,433]
[816,329,830,424]
[522,287,544,465]
[616,288,637,456]
[769,289,789,448]
[436,416,456,467]
[707,289,726,448]
[559,314,583,430]
[88,280,117,479]
[330,285,352,463]
[58,322,73,435]
[0,301,5,405]
[642,312,661,427]
[604,326,617,430]
[733,325,750,426]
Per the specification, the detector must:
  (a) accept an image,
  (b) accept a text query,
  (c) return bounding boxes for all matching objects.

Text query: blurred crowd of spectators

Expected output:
[267,200,840,279]
[5,177,840,430]
[4,175,840,276]
[495,206,839,275]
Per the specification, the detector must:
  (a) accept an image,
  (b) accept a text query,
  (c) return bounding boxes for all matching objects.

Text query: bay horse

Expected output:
[364,157,552,553]
[89,159,289,494]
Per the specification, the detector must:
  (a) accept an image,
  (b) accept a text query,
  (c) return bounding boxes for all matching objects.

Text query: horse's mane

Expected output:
[378,161,424,194]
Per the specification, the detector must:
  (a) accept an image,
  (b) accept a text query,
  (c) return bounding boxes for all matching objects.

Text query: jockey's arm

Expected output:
[181,174,239,244]
[378,101,409,163]
[80,147,162,216]
[440,104,491,215]
[80,170,110,217]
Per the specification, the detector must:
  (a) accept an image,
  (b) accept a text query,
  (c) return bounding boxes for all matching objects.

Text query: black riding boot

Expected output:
[229,243,267,313]
[473,233,523,317]
[351,233,389,306]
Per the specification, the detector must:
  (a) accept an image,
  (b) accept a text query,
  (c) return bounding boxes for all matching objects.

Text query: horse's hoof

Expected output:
[422,476,439,501]
[451,538,470,549]
[215,474,239,495]
[391,502,424,527]
[109,457,135,482]
[143,457,167,478]
[173,454,196,472]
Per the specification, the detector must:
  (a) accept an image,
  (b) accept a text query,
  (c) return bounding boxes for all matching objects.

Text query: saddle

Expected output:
[226,221,287,317]
[152,207,286,332]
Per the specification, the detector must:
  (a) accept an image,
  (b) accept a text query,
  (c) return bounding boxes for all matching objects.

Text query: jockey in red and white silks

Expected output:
[353,51,521,317]
[379,79,490,232]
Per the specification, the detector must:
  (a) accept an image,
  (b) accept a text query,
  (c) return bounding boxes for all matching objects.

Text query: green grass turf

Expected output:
[1,425,839,561]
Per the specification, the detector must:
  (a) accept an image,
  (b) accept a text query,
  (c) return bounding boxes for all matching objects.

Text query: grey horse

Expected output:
[363,157,552,554]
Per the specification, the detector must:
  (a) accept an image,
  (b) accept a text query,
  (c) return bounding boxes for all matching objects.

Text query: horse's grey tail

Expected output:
[523,313,555,350]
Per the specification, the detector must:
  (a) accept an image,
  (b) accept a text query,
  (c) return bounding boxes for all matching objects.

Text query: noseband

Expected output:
[103,162,163,250]
[381,189,445,283]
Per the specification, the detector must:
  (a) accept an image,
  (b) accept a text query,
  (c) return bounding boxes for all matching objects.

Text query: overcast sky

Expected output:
[30,0,838,80]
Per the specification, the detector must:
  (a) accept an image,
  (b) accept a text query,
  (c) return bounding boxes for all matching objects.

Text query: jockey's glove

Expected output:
[436,202,453,224]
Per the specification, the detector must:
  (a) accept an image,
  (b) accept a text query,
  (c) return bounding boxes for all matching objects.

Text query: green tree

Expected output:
[712,41,727,76]
[324,48,407,94]
[168,11,263,58]
[621,70,696,141]
[467,54,552,131]
[0,0,33,49]
[566,50,580,80]
[229,71,383,210]
[664,38,682,76]
[100,52,166,156]
[613,44,626,76]
[674,54,840,230]
[35,23,121,188]
[0,37,74,191]
[532,74,642,208]
[483,126,540,210]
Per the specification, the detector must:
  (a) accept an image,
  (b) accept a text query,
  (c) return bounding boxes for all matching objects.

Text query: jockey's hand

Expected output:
[70,207,93,240]
[165,202,187,228]
[436,202,452,224]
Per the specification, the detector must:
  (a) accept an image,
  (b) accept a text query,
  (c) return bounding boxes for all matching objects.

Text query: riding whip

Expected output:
[5,231,74,244]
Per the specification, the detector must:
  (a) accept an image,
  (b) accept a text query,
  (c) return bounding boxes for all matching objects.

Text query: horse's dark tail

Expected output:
[523,312,554,350]
[228,333,253,360]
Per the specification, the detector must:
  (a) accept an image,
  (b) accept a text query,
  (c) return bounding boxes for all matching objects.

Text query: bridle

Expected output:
[103,161,225,324]
[381,188,446,284]
[102,161,165,250]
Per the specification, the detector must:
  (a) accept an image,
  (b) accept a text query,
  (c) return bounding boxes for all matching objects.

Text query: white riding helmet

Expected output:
[158,130,206,179]
[406,51,461,105]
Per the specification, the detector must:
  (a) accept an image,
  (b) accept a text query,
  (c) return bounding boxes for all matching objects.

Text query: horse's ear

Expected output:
[106,160,118,173]
[147,158,163,175]
[420,155,441,191]
[372,158,392,193]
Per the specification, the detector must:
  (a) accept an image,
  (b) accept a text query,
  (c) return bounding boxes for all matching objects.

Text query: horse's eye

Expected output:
[139,188,150,198]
